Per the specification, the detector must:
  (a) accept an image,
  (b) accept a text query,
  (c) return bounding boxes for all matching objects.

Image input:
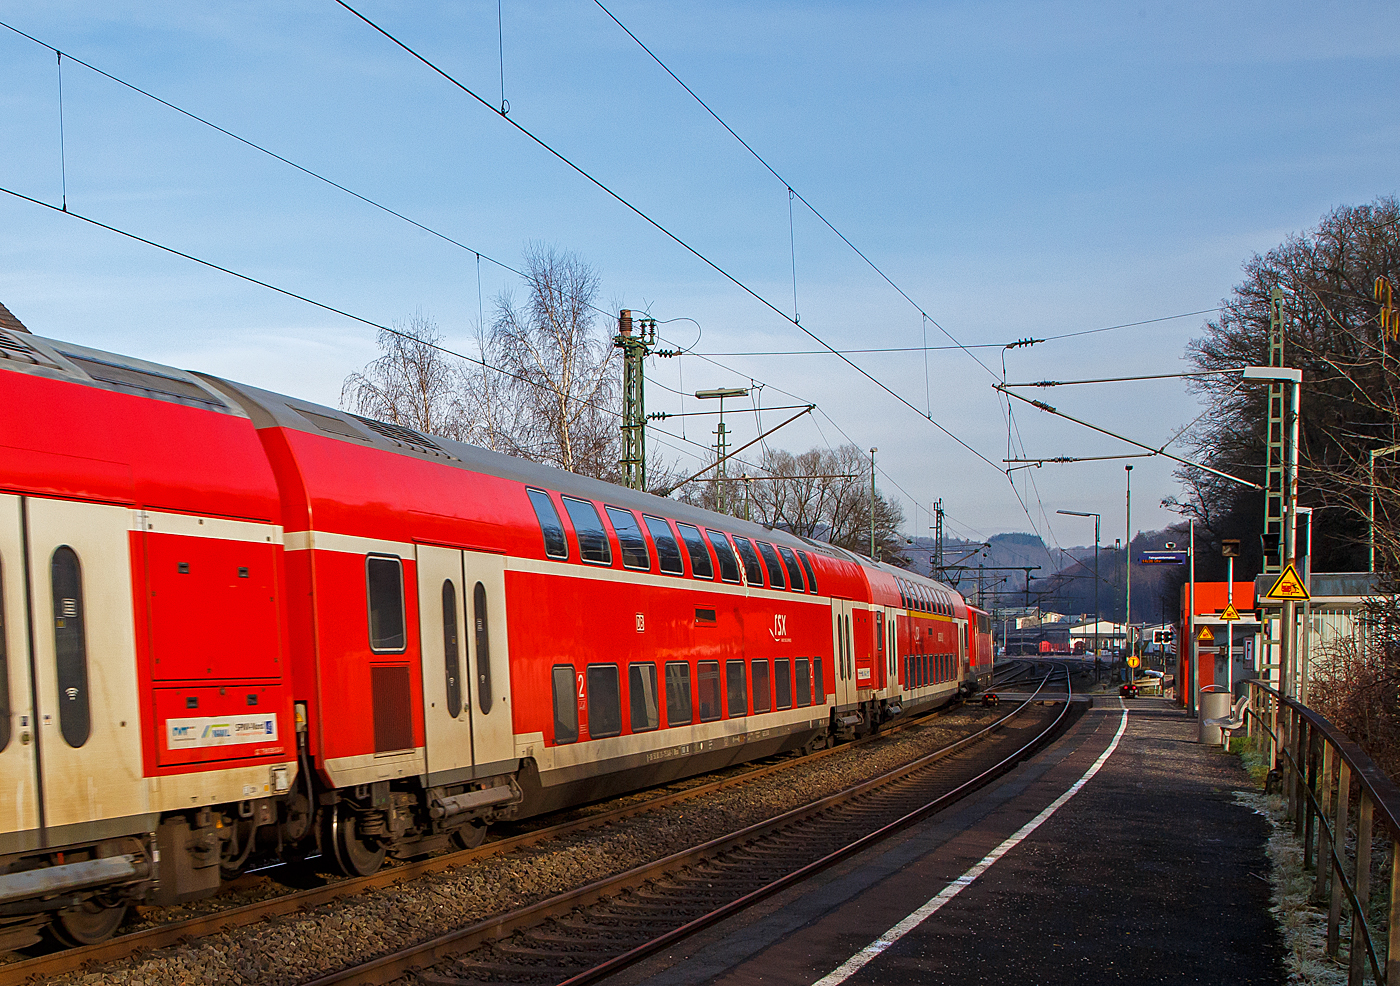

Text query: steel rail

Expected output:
[0,696,983,982]
[300,666,1073,986]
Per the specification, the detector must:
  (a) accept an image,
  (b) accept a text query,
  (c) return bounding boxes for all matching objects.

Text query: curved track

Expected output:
[1,694,993,980]
[300,665,1076,986]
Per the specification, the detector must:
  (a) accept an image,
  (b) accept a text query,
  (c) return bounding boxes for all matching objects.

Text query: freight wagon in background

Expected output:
[0,318,988,949]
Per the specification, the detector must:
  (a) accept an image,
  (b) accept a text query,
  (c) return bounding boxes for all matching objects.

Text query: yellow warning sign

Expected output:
[1221,604,1242,621]
[1265,564,1310,601]
[1197,626,1215,642]
[1127,656,1140,668]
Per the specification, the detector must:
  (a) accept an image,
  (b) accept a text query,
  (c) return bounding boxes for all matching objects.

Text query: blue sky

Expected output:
[1,2,1397,549]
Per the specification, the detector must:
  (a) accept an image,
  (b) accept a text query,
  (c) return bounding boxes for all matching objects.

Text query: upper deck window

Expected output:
[675,523,714,580]
[605,506,652,571]
[527,489,569,559]
[756,542,785,589]
[644,516,684,575]
[777,546,805,592]
[562,497,612,565]
[797,551,818,594]
[732,537,764,585]
[706,531,741,584]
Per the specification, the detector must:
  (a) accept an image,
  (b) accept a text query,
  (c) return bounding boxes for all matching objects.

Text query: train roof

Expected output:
[2,329,244,416]
[0,327,950,585]
[201,374,866,564]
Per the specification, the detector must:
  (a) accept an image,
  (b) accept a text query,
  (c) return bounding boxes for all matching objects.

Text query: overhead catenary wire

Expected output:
[1002,368,1243,388]
[6,13,1218,532]
[588,0,1000,383]
[0,18,881,490]
[0,18,541,289]
[0,183,749,471]
[331,1,1005,476]
[996,383,1263,490]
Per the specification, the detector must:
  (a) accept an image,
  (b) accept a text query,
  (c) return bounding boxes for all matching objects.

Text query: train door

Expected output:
[25,497,148,836]
[959,621,969,678]
[831,598,856,710]
[873,609,886,693]
[462,550,513,771]
[0,494,39,842]
[852,607,875,690]
[416,544,474,779]
[419,546,514,776]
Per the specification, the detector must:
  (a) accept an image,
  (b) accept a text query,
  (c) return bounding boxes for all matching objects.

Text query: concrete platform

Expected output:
[607,697,1285,986]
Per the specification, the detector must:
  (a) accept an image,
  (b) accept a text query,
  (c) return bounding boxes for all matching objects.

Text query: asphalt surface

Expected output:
[605,696,1285,986]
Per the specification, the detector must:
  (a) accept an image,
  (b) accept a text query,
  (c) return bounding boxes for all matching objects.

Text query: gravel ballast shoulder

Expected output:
[33,706,1015,986]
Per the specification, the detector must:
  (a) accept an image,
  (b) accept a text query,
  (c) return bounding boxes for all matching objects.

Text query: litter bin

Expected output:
[1198,685,1232,745]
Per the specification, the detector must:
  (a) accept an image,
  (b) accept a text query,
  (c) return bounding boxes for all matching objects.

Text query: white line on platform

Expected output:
[810,697,1131,986]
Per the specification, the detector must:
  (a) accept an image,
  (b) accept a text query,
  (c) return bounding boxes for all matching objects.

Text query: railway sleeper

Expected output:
[496,940,628,961]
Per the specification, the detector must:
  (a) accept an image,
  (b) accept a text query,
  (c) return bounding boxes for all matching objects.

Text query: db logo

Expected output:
[771,614,789,641]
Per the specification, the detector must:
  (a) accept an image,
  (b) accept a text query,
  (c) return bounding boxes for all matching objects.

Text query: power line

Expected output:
[674,308,1222,357]
[0,18,543,293]
[589,0,1000,383]
[332,1,1005,476]
[0,16,912,497]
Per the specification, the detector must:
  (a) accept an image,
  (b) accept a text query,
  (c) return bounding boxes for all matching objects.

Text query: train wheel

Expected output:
[450,821,488,850]
[327,804,386,877]
[50,900,127,946]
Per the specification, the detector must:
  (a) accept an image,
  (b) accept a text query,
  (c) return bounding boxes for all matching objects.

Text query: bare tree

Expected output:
[341,311,466,440]
[491,244,621,479]
[1170,196,1400,572]
[457,323,531,456]
[728,443,908,563]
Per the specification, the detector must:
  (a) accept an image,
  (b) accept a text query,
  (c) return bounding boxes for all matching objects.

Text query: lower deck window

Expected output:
[665,662,692,726]
[813,656,824,704]
[795,658,811,707]
[629,663,659,732]
[751,660,771,713]
[726,660,748,717]
[775,659,792,709]
[552,665,578,743]
[366,555,406,652]
[587,664,622,738]
[697,661,722,721]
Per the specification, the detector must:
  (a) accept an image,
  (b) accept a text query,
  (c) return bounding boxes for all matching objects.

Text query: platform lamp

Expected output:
[1057,509,1101,656]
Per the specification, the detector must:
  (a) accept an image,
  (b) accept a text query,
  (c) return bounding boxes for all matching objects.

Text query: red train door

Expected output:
[416,545,514,782]
[852,607,875,690]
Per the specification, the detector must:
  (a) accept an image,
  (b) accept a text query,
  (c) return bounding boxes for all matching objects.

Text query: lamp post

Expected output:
[1057,509,1101,656]
[1125,464,1133,684]
[1242,365,1301,697]
[1114,537,1122,657]
[1221,538,1240,698]
[869,447,878,559]
[695,387,749,514]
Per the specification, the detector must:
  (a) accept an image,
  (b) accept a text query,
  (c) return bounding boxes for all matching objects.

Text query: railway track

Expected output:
[1,692,1000,982]
[300,665,1075,986]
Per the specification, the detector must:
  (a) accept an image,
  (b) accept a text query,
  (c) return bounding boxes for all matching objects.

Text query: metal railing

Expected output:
[1246,679,1400,984]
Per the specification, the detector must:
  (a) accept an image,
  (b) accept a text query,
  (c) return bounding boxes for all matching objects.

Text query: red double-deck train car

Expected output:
[0,323,986,947]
